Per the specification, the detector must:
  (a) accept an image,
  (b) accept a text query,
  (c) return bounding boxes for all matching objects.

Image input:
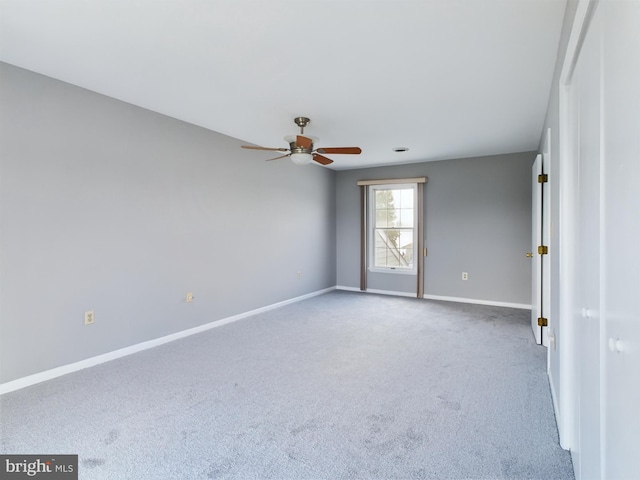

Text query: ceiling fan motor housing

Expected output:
[289,142,312,154]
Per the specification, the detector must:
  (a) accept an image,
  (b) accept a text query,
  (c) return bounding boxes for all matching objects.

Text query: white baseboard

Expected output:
[0,287,335,395]
[336,286,531,309]
[422,294,531,310]
[548,367,570,451]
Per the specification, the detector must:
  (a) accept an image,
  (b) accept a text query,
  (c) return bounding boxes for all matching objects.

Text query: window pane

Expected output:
[375,190,392,209]
[374,228,412,268]
[399,208,413,227]
[399,189,413,209]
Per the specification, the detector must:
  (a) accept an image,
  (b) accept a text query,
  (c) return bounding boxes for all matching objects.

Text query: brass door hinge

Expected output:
[538,245,548,255]
[538,317,548,327]
[423,247,428,257]
[538,174,548,183]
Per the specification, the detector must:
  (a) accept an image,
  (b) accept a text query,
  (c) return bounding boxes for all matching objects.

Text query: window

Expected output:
[369,183,417,273]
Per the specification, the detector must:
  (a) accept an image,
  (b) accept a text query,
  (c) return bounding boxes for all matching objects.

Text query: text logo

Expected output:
[1,455,77,479]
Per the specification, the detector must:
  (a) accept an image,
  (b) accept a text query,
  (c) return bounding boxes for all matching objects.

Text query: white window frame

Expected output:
[368,183,418,275]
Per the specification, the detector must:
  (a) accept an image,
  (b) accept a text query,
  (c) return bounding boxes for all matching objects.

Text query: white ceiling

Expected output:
[0,0,566,170]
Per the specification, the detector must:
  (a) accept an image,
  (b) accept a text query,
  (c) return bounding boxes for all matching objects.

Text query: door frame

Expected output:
[531,154,544,345]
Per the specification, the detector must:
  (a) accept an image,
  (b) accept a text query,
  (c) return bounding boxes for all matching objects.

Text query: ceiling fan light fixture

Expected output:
[290,152,313,165]
[241,117,361,167]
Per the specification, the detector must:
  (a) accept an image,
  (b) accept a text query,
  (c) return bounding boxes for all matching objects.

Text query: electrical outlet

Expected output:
[297,271,302,279]
[462,272,469,281]
[186,292,194,303]
[84,310,95,326]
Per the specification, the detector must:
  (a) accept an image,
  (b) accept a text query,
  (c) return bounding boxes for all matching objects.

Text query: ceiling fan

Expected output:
[241,117,362,166]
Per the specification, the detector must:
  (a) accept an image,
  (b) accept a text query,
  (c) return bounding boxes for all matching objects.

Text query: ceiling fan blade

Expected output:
[265,154,291,162]
[316,147,362,155]
[313,154,334,165]
[241,145,289,152]
[297,135,313,149]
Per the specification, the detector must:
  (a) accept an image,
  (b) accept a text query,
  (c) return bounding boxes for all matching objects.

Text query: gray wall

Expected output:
[0,63,336,384]
[336,153,534,304]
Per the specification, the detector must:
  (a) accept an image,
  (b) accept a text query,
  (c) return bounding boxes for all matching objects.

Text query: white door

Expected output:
[574,13,602,476]
[601,1,640,477]
[558,2,640,478]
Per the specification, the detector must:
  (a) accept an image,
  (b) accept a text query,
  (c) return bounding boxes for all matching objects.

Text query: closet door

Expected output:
[570,8,602,476]
[601,1,640,478]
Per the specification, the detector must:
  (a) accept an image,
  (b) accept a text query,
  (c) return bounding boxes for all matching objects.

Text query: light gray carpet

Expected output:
[0,291,573,479]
